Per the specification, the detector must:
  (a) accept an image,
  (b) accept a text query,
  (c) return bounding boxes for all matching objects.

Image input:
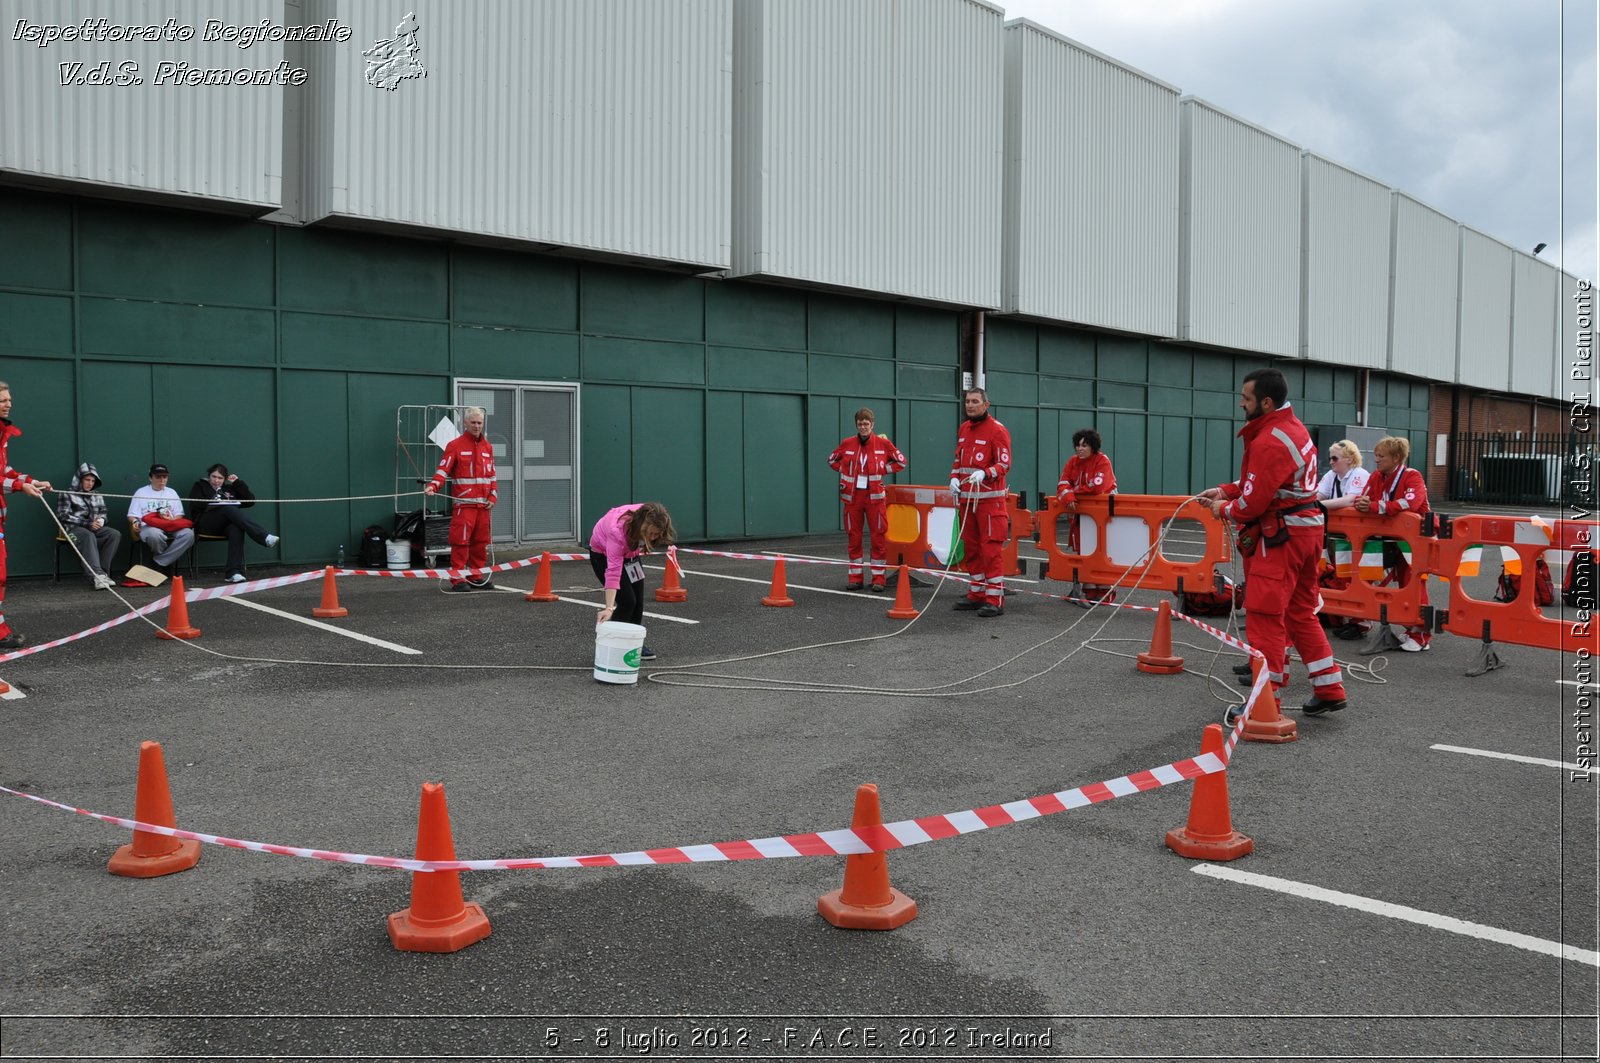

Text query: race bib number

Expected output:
[856,475,868,489]
[624,559,644,583]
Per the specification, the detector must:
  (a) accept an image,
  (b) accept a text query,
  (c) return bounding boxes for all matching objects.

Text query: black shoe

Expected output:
[475,581,496,591]
[952,599,982,611]
[1232,663,1253,677]
[1301,695,1347,716]
[976,604,1004,618]
[869,582,886,593]
[0,633,25,650]
[639,645,657,661]
[1333,623,1364,641]
[846,582,864,591]
[449,583,474,592]
[1238,672,1257,687]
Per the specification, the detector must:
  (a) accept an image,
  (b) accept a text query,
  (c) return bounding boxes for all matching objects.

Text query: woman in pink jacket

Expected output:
[589,502,677,660]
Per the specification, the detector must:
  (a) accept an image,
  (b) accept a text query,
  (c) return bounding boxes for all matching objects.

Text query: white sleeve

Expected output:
[127,489,149,522]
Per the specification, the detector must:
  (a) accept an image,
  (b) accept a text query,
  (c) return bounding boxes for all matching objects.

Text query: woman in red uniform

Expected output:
[1354,435,1430,651]
[1056,428,1116,604]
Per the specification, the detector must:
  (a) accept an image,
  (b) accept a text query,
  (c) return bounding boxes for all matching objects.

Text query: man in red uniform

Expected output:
[1354,435,1431,651]
[827,406,908,591]
[948,388,1011,617]
[1056,426,1117,605]
[424,406,497,591]
[0,382,49,649]
[1202,369,1348,722]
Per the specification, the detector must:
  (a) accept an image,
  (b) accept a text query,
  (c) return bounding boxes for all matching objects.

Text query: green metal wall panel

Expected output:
[0,193,71,290]
[809,353,892,396]
[1149,416,1190,494]
[1148,386,1191,416]
[1,358,75,572]
[1036,412,1063,502]
[896,362,956,399]
[348,373,448,560]
[1098,337,1148,382]
[77,201,274,306]
[706,283,807,350]
[632,387,704,540]
[895,306,958,364]
[452,248,578,331]
[584,336,705,385]
[82,298,275,364]
[708,346,808,392]
[1194,390,1235,418]
[280,370,354,559]
[0,292,73,353]
[807,396,842,531]
[1193,352,1236,391]
[985,370,1037,407]
[1104,413,1146,492]
[580,385,634,531]
[1039,330,1095,377]
[581,265,704,343]
[742,393,806,536]
[279,230,447,319]
[996,407,1037,508]
[281,312,447,374]
[454,326,580,381]
[808,295,893,358]
[706,391,745,538]
[1039,375,1093,408]
[906,400,959,489]
[79,361,154,496]
[984,319,1036,372]
[1099,382,1147,410]
[1334,371,1358,404]
[1150,345,1193,388]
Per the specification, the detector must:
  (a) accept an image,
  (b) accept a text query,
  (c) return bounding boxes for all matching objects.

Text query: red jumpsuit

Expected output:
[828,433,907,588]
[1216,405,1346,701]
[951,414,1012,609]
[1057,452,1117,602]
[0,421,37,641]
[429,431,497,585]
[1362,463,1431,648]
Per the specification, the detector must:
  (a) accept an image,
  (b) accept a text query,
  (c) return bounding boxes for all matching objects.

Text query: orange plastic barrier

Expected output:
[1317,511,1434,629]
[881,484,1028,576]
[1035,494,1232,596]
[1436,515,1598,654]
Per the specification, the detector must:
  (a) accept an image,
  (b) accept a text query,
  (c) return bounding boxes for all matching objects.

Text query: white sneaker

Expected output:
[227,572,246,584]
[1398,636,1426,652]
[92,574,115,590]
[264,534,280,547]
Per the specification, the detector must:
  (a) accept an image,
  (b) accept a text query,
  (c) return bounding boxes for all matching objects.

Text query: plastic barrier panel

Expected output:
[1035,494,1232,595]
[1319,511,1433,628]
[1437,515,1599,654]
[882,484,1027,574]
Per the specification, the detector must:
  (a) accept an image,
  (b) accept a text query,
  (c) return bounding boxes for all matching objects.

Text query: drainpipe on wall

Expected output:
[974,310,986,392]
[1357,370,1370,426]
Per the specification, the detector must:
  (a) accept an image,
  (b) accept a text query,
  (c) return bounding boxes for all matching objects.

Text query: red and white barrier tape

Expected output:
[335,552,588,581]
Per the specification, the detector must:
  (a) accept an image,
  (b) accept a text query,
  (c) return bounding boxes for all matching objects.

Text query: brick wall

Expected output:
[1429,385,1569,500]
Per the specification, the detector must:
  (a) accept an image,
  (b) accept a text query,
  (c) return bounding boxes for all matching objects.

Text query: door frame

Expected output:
[454,378,582,544]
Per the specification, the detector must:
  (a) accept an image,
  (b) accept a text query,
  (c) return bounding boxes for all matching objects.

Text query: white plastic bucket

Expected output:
[594,621,647,684]
[385,539,411,570]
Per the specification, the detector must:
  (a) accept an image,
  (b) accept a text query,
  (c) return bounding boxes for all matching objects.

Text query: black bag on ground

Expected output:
[1563,549,1596,610]
[357,525,387,568]
[1494,557,1554,607]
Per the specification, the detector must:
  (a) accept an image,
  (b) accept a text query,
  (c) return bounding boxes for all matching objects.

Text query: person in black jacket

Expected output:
[187,463,280,583]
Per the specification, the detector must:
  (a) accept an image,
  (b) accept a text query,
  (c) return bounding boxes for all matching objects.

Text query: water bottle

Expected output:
[337,544,346,567]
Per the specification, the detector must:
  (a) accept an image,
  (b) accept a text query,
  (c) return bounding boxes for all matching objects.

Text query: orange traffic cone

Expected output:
[818,783,918,930]
[1164,723,1254,861]
[108,741,202,877]
[886,564,919,620]
[654,551,687,602]
[388,782,492,953]
[761,558,795,607]
[1136,600,1185,674]
[311,566,349,618]
[156,575,200,640]
[524,551,560,602]
[1241,655,1297,744]
[0,678,11,695]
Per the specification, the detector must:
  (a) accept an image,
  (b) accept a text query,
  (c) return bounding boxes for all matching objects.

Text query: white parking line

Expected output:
[1558,680,1600,692]
[1193,865,1600,967]
[496,585,700,625]
[223,596,423,655]
[1430,743,1585,772]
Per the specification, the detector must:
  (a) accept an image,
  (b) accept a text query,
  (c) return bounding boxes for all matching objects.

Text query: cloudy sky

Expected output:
[1000,0,1598,282]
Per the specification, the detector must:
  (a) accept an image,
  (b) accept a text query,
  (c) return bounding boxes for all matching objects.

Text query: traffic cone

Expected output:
[387,781,492,953]
[1164,724,1254,861]
[0,678,11,695]
[311,566,349,618]
[156,575,200,640]
[1241,655,1297,743]
[818,783,917,930]
[108,741,202,878]
[654,550,687,602]
[524,551,560,602]
[886,564,919,620]
[761,558,795,607]
[1136,600,1185,674]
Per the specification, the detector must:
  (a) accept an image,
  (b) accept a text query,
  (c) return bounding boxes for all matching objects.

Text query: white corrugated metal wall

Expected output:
[1001,22,1178,335]
[0,0,284,208]
[731,0,1003,306]
[1388,193,1459,381]
[1178,97,1299,358]
[299,0,731,268]
[1510,252,1559,399]
[1301,153,1390,367]
[1458,227,1515,390]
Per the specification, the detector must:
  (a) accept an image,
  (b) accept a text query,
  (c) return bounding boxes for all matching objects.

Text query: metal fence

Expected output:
[1449,433,1596,507]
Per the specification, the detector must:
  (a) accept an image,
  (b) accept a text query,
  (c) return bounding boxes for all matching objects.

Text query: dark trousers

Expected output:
[197,507,269,577]
[590,550,645,625]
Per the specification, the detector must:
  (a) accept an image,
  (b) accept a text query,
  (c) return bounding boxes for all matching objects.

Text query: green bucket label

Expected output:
[623,648,640,668]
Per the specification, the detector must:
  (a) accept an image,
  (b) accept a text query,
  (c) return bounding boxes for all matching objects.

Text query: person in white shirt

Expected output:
[1317,440,1371,640]
[127,463,194,574]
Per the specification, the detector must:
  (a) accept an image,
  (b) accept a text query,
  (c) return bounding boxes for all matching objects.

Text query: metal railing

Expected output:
[1449,433,1594,507]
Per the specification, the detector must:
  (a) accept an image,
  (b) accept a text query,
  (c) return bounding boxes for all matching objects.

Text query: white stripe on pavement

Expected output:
[1194,865,1600,967]
[1430,743,1587,772]
[223,597,423,655]
[1558,680,1600,692]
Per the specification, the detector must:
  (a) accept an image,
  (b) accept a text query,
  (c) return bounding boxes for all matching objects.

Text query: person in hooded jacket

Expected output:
[57,462,120,589]
[186,463,279,584]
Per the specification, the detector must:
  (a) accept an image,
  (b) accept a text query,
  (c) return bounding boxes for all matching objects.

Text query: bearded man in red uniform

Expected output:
[948,388,1011,618]
[827,406,907,591]
[424,406,497,591]
[1201,369,1349,723]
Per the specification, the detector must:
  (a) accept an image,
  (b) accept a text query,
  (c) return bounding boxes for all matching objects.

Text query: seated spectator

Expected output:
[1056,427,1117,605]
[187,463,279,584]
[1354,435,1431,652]
[128,463,194,576]
[56,462,120,589]
[1317,440,1371,639]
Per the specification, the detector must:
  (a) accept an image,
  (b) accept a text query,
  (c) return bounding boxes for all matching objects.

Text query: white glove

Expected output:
[949,477,962,495]
[966,469,986,486]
